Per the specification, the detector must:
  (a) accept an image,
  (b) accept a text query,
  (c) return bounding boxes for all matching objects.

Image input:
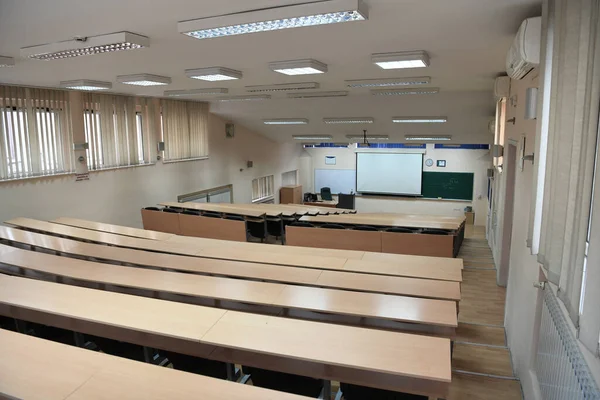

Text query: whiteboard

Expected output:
[314,169,356,194]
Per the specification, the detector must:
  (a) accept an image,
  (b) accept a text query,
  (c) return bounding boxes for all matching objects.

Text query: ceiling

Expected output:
[0,0,541,143]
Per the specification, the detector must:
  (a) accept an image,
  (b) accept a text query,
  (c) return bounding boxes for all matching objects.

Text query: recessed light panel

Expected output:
[179,0,368,40]
[346,134,389,141]
[263,119,309,125]
[393,117,447,123]
[214,95,271,102]
[293,135,333,140]
[287,91,348,99]
[372,51,430,69]
[0,56,15,67]
[371,87,439,96]
[60,79,112,91]
[21,32,149,60]
[164,88,228,97]
[269,59,327,76]
[405,135,452,141]
[185,67,242,81]
[118,74,171,86]
[324,118,374,124]
[246,82,319,92]
[345,77,430,88]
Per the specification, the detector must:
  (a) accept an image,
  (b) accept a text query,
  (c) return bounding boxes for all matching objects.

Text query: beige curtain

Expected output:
[0,85,73,180]
[161,99,208,161]
[537,0,600,328]
[82,93,156,170]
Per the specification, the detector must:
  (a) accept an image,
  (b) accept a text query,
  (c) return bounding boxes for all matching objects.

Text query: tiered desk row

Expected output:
[0,216,463,400]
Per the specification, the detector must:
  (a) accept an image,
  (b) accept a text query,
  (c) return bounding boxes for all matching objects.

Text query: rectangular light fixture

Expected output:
[345,77,430,88]
[405,135,452,141]
[246,82,319,92]
[324,117,374,124]
[293,135,333,140]
[393,117,447,123]
[287,91,348,99]
[263,119,309,125]
[0,56,14,67]
[117,74,171,86]
[372,51,430,69]
[21,32,149,61]
[214,95,271,102]
[60,79,112,91]
[269,59,327,75]
[179,0,368,40]
[164,88,228,97]
[185,66,242,81]
[346,134,389,140]
[371,87,439,96]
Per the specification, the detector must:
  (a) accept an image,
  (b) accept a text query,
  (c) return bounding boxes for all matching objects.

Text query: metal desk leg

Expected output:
[74,332,85,347]
[226,363,236,381]
[334,388,343,400]
[319,380,332,400]
[14,319,27,334]
[143,347,153,363]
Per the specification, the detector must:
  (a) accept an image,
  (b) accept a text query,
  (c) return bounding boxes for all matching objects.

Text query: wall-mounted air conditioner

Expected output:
[506,17,542,80]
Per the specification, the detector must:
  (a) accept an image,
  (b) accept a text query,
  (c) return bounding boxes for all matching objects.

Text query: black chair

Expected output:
[321,223,346,230]
[353,225,378,231]
[337,193,355,210]
[0,316,16,331]
[247,221,267,242]
[182,210,201,216]
[386,227,418,234]
[163,351,229,379]
[202,211,222,219]
[87,335,146,361]
[290,222,314,228]
[144,206,161,211]
[266,219,283,240]
[225,215,245,221]
[28,324,77,346]
[243,366,323,397]
[340,383,427,400]
[422,228,450,235]
[320,187,333,201]
[162,208,181,214]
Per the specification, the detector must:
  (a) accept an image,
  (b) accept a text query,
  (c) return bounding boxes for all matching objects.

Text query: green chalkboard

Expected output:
[422,172,474,201]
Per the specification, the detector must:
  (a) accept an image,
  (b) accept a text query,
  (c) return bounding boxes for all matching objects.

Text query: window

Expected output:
[493,98,507,171]
[161,99,208,162]
[0,86,73,181]
[282,170,298,186]
[252,175,274,203]
[82,93,155,170]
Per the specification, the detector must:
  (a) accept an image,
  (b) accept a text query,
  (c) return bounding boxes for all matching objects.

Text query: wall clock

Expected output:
[425,158,434,167]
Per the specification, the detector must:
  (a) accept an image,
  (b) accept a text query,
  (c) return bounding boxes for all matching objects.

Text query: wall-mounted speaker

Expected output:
[487,168,495,178]
[157,142,165,152]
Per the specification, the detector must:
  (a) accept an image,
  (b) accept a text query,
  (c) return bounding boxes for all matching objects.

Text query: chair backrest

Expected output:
[224,215,244,221]
[162,208,181,214]
[290,222,314,228]
[336,193,355,209]
[266,219,282,236]
[422,228,449,235]
[144,207,161,211]
[247,221,267,238]
[202,211,222,219]
[320,187,332,201]
[386,227,417,234]
[321,223,346,230]
[181,210,201,216]
[353,225,378,231]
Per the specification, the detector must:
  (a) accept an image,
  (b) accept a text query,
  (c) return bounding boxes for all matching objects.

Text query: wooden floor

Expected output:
[447,225,522,400]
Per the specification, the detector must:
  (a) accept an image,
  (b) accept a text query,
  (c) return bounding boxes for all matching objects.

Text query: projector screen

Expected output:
[356,153,423,196]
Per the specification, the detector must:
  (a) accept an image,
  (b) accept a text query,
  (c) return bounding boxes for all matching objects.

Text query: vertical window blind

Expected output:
[161,99,208,162]
[82,93,156,170]
[0,86,73,180]
[252,175,274,202]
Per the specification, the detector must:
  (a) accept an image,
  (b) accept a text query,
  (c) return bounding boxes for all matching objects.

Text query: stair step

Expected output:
[452,343,514,377]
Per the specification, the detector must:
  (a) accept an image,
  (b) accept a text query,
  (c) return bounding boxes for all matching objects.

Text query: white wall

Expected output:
[0,114,304,228]
[302,145,492,225]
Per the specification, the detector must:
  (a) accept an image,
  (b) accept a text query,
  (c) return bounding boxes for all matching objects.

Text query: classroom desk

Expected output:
[303,200,339,208]
[299,214,462,230]
[0,329,307,400]
[160,201,267,219]
[0,275,452,398]
[6,218,463,278]
[0,227,462,300]
[54,217,175,241]
[0,244,457,336]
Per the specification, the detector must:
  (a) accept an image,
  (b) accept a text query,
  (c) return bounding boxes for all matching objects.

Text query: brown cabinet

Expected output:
[280,185,302,204]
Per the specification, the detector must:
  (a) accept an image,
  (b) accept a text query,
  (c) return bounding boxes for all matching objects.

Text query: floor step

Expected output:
[455,323,506,347]
[448,372,522,400]
[452,343,514,377]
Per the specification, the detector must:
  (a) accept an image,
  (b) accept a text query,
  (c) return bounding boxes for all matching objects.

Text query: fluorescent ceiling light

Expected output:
[287,91,348,99]
[0,56,14,67]
[214,95,271,102]
[346,134,389,140]
[246,82,319,92]
[405,135,452,141]
[269,59,327,75]
[164,88,228,97]
[393,117,447,123]
[371,87,439,96]
[118,74,171,86]
[345,77,430,88]
[185,67,242,81]
[21,32,149,61]
[263,119,308,125]
[372,51,430,70]
[293,135,333,140]
[179,0,368,40]
[324,117,374,124]
[60,79,112,91]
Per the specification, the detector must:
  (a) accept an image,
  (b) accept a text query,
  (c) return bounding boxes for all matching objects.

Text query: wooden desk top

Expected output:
[299,214,462,230]
[0,275,452,394]
[53,217,175,241]
[2,220,462,281]
[0,329,305,400]
[304,200,338,208]
[0,244,457,329]
[159,202,267,219]
[177,202,286,218]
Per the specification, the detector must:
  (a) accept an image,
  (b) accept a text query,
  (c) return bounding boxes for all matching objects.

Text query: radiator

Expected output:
[536,288,600,400]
